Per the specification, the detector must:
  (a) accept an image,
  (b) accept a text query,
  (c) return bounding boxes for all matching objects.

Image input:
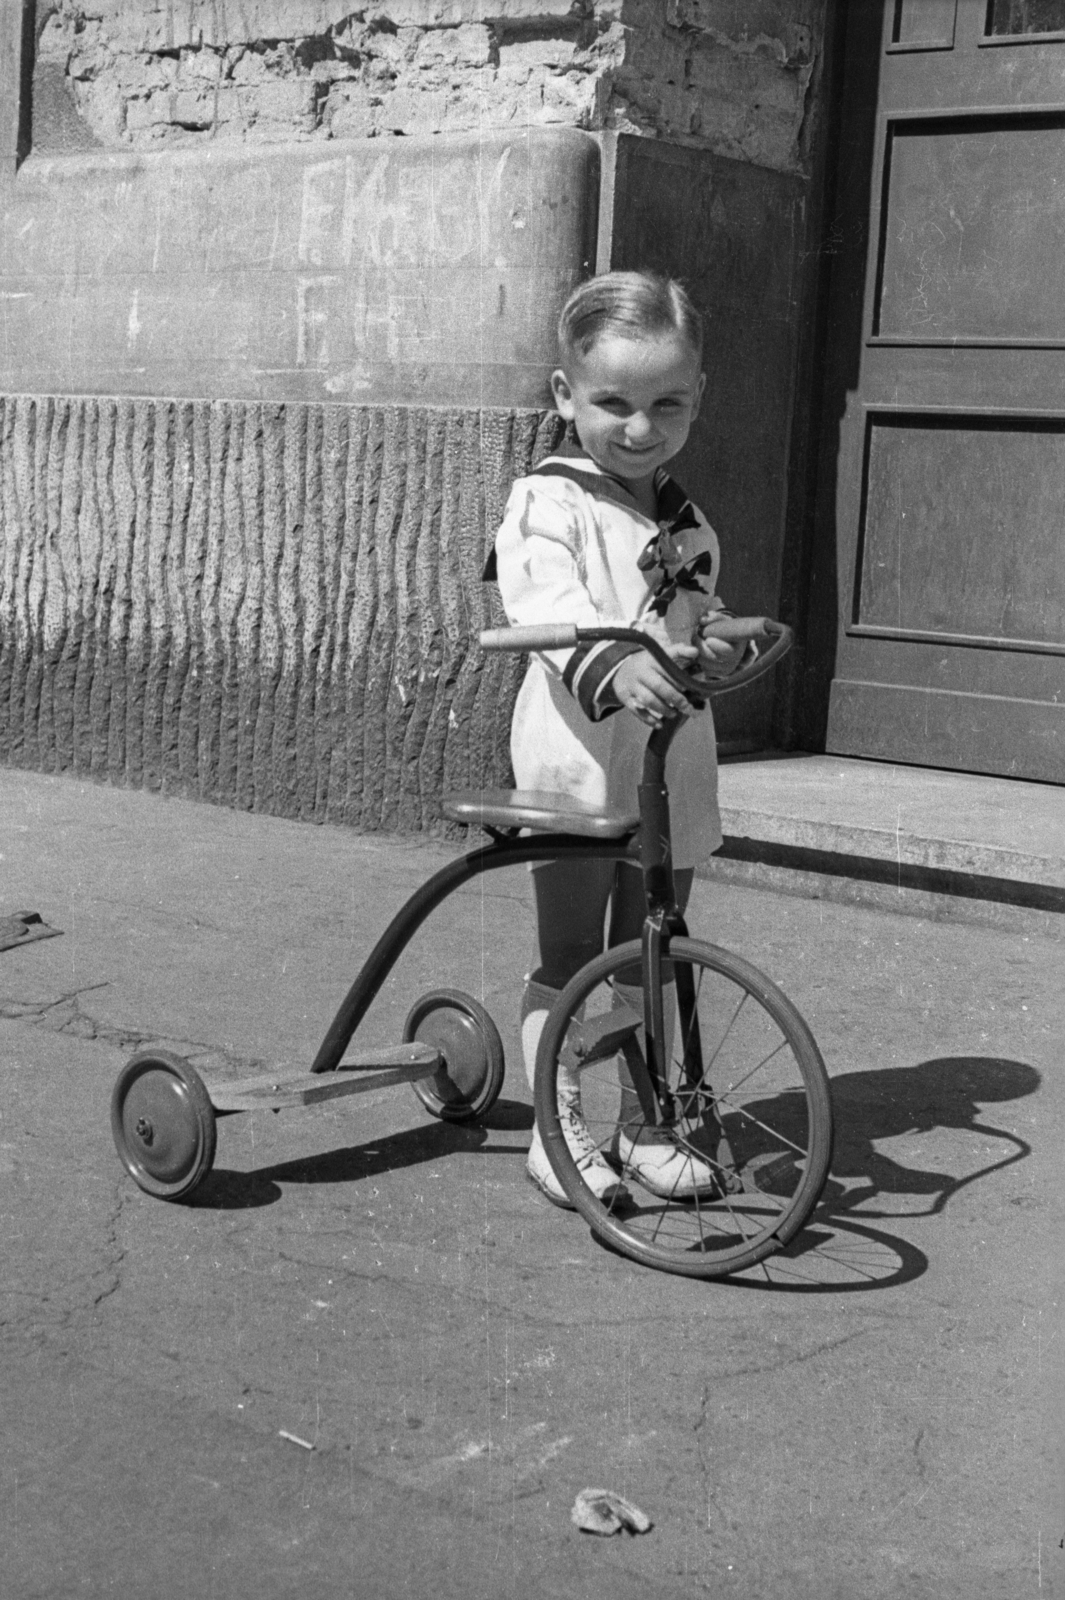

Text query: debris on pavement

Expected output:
[278,1430,315,1451]
[0,911,61,953]
[571,1488,652,1536]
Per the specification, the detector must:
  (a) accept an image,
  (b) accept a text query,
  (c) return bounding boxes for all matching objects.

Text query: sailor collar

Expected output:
[482,444,700,584]
[527,441,693,525]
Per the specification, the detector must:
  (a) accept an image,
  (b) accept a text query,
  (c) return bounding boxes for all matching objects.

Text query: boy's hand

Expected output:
[613,644,699,727]
[695,607,747,678]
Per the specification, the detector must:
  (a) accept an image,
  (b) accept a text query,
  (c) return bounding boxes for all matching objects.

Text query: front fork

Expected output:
[637,757,688,1126]
[639,903,734,1169]
[640,909,679,1124]
[636,740,721,1142]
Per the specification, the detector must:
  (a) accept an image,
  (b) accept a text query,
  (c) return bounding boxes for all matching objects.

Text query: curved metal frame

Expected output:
[310,621,793,1087]
[309,830,637,1074]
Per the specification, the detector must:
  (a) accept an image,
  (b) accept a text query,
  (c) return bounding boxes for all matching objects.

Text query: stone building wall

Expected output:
[0,127,591,826]
[36,1,823,176]
[1,1,835,828]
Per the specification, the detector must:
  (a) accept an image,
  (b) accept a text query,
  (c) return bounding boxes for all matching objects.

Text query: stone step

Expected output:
[709,755,1065,935]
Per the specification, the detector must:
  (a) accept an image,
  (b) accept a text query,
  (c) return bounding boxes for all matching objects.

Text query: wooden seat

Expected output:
[443,788,639,840]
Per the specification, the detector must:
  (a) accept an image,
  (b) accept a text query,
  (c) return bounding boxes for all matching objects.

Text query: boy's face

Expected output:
[550,331,705,487]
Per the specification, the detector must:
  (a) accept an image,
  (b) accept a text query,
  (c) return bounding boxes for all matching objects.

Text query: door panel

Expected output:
[890,0,958,49]
[877,115,1065,342]
[856,414,1065,647]
[985,0,1065,38]
[822,0,1065,780]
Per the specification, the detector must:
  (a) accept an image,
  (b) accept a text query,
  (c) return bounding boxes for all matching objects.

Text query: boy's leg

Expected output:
[608,864,722,1199]
[523,858,629,1208]
[528,855,617,989]
[605,859,694,945]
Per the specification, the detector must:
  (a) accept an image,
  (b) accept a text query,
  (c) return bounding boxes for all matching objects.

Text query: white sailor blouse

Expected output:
[489,444,726,867]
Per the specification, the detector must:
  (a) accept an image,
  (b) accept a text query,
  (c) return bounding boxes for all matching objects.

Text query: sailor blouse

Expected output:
[491,448,727,868]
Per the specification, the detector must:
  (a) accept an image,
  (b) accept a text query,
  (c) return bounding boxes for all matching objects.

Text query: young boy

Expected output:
[492,270,746,1207]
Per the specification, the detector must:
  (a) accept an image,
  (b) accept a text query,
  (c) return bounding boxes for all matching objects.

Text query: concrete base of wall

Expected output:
[0,395,563,830]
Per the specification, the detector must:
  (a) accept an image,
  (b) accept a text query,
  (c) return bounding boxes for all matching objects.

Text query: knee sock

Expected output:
[520,976,561,1094]
[521,975,591,1130]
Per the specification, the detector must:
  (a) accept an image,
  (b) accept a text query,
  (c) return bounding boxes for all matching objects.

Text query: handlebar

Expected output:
[481,623,582,652]
[479,617,793,700]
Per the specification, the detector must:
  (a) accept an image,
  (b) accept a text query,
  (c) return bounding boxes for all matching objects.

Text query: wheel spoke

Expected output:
[709,1094,811,1159]
[712,1035,790,1098]
[702,988,751,1076]
[533,937,831,1279]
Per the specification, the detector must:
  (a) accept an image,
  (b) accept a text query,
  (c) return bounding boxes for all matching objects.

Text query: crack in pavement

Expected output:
[0,1171,132,1341]
[0,984,265,1077]
[90,1183,131,1316]
[693,1381,718,1537]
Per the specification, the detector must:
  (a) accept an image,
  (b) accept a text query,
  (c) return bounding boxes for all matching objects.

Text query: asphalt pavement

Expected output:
[0,769,1061,1599]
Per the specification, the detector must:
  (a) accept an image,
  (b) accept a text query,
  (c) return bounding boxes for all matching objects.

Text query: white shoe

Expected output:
[526,1124,575,1208]
[559,1083,631,1205]
[612,1128,721,1200]
[526,1119,630,1209]
[521,976,629,1210]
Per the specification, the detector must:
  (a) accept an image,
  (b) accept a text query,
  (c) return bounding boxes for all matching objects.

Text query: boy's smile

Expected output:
[550,332,705,497]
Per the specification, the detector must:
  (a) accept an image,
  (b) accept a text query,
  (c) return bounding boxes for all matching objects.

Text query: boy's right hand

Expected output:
[612,645,698,728]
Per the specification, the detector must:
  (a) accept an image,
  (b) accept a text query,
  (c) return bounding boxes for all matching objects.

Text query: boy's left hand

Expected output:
[695,608,747,677]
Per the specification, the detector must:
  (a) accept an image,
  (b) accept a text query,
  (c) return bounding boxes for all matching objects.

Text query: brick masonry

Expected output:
[36,1,824,176]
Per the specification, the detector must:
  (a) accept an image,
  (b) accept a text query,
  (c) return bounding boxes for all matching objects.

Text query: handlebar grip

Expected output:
[480,624,579,652]
[699,615,773,644]
[684,617,793,698]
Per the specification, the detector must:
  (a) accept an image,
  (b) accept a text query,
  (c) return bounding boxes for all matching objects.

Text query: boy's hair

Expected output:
[558,270,704,363]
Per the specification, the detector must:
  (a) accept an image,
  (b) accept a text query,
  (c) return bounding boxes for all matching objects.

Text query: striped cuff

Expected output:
[563,639,642,721]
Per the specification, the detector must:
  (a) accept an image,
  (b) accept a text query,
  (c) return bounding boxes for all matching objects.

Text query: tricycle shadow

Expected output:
[187,1054,1039,1298]
[731,1054,1039,1294]
[190,1096,534,1210]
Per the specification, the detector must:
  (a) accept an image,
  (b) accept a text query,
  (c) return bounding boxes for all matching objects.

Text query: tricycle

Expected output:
[111,616,832,1278]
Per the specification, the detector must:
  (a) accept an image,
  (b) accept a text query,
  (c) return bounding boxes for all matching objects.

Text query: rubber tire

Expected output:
[534,938,833,1278]
[403,989,505,1122]
[111,1050,217,1201]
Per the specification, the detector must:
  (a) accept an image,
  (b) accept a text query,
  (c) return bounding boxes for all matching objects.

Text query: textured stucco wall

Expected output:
[0,393,563,828]
[36,0,825,176]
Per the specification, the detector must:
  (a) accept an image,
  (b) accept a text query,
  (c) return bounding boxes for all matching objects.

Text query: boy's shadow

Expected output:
[823,1054,1037,1217]
[192,1096,534,1210]
[736,1055,1039,1294]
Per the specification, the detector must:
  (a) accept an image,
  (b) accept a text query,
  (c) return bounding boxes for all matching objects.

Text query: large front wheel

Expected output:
[534,938,833,1278]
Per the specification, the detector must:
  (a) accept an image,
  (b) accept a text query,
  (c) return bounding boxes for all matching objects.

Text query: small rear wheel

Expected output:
[535,938,833,1278]
[111,1050,216,1201]
[403,989,505,1122]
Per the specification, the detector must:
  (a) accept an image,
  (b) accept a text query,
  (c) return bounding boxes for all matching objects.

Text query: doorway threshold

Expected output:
[706,754,1065,938]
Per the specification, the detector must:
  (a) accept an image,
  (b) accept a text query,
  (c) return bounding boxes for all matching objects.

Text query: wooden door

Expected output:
[820,0,1065,781]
